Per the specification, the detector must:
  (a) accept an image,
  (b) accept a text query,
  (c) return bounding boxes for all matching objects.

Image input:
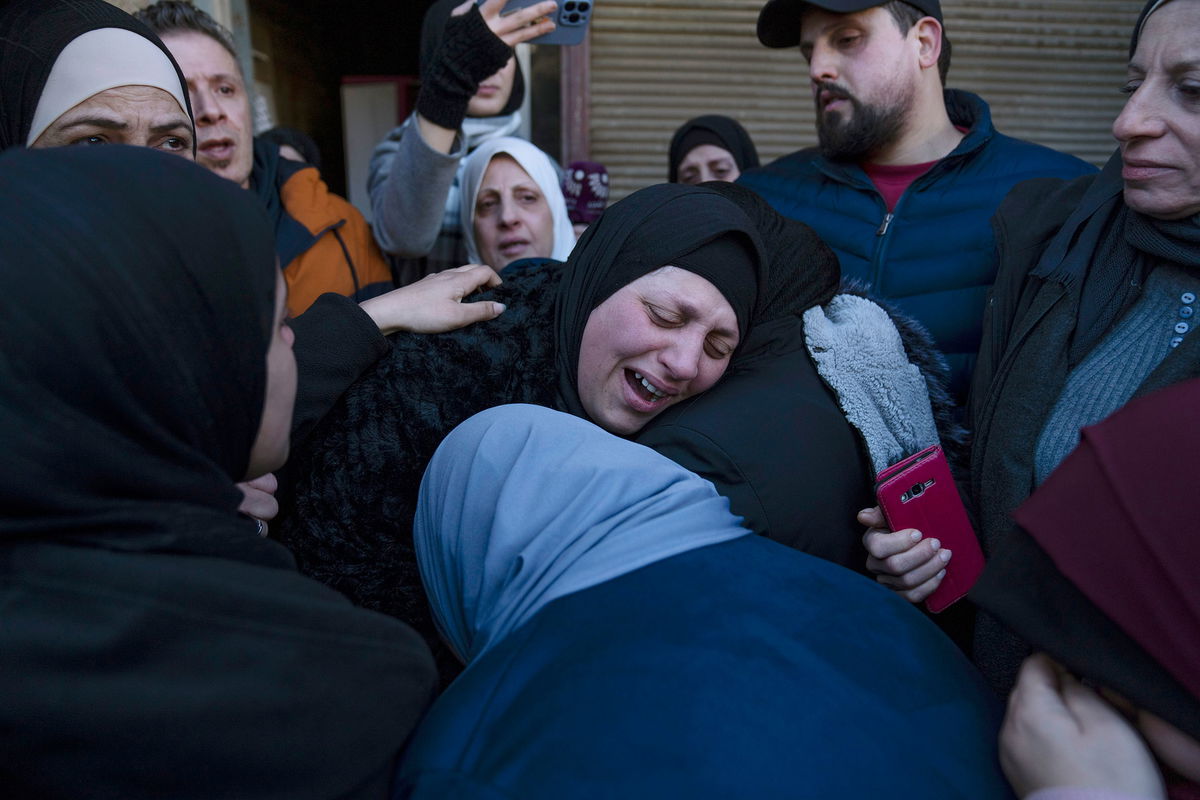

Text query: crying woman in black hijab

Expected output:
[0,145,436,798]
[0,0,193,153]
[281,183,772,663]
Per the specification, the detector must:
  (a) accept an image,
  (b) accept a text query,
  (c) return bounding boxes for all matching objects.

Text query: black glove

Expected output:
[416,4,513,130]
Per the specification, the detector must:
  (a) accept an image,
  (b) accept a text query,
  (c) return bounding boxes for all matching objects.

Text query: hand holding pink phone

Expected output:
[875,444,984,613]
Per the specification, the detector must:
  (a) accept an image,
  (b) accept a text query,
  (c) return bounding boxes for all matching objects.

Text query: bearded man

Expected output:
[739,0,1095,399]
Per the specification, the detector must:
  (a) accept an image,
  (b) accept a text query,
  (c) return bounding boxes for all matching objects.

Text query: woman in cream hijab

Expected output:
[459,136,576,271]
[0,0,192,154]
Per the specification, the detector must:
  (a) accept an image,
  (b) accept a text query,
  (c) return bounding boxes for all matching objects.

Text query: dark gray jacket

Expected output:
[967,165,1200,692]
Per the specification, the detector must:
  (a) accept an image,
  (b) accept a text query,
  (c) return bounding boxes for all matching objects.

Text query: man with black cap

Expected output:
[739,0,1095,399]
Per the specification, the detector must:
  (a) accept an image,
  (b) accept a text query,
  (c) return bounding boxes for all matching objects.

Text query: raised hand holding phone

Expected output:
[475,0,594,46]
[468,0,560,47]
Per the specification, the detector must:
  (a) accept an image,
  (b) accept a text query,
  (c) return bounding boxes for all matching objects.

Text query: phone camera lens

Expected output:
[910,483,924,496]
[567,11,580,22]
[564,1,576,9]
[578,1,590,10]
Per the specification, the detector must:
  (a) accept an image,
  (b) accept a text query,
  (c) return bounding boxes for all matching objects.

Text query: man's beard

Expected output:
[814,81,910,163]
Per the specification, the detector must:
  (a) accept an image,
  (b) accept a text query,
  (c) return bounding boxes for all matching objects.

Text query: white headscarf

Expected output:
[414,404,750,662]
[27,28,189,146]
[459,137,576,266]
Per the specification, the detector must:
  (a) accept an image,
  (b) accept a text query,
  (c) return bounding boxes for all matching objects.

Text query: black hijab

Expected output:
[700,180,840,320]
[668,115,761,183]
[554,183,767,420]
[1131,0,1170,56]
[420,0,525,117]
[0,0,193,151]
[0,145,280,562]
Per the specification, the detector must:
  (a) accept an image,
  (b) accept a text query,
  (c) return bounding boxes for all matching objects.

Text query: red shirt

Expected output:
[863,127,970,212]
[862,160,938,212]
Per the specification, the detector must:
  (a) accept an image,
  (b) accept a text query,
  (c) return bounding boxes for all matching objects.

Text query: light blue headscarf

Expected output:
[414,404,751,662]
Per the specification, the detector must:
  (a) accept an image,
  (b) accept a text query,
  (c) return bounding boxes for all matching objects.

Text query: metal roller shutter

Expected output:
[589,0,1141,201]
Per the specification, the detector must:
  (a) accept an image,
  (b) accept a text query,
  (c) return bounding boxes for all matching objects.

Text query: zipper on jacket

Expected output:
[876,212,894,236]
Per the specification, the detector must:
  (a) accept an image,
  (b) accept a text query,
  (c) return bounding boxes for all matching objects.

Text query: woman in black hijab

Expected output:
[668,114,761,184]
[281,183,770,672]
[0,146,435,799]
[0,0,193,152]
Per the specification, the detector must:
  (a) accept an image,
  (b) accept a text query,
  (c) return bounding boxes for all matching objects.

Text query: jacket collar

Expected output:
[816,89,994,186]
[943,88,993,158]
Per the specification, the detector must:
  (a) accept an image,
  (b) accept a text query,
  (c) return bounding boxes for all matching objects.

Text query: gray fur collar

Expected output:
[804,294,940,475]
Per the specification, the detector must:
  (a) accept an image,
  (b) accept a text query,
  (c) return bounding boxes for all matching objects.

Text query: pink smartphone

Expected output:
[874,444,984,614]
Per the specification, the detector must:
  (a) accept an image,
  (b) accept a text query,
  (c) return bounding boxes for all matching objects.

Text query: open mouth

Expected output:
[625,369,669,404]
[199,138,234,161]
[819,91,848,113]
[498,238,530,257]
[814,82,852,114]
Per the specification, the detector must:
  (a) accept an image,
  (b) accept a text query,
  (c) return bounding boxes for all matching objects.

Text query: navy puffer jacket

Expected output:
[738,90,1096,398]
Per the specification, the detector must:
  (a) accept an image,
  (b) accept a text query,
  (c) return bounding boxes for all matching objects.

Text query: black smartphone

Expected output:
[477,0,594,46]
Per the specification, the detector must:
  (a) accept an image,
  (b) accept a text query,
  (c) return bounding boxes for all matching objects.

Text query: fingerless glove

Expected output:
[416,4,514,130]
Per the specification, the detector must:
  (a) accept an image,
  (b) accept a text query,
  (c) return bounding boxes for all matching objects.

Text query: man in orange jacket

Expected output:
[137,1,393,316]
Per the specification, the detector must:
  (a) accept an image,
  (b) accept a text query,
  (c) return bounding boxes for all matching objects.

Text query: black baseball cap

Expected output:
[757,0,944,49]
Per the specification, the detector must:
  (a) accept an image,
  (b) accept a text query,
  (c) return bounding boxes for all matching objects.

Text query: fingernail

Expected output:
[494,302,506,313]
[936,569,946,580]
[929,538,940,550]
[909,530,921,542]
[939,549,952,563]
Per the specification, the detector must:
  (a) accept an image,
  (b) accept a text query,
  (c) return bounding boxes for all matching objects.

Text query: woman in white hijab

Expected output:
[1,0,193,154]
[459,136,576,271]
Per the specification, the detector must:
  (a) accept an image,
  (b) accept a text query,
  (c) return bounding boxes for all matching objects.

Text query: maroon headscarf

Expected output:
[1015,377,1200,702]
[973,378,1200,744]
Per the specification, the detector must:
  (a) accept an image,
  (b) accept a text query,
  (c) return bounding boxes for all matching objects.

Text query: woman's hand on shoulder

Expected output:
[859,505,950,603]
[1000,654,1165,799]
[360,264,505,335]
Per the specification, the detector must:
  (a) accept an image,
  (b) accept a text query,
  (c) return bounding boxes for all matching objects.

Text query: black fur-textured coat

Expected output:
[278,261,564,666]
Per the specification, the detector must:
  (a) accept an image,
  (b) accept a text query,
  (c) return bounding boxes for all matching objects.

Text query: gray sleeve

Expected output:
[367,114,466,257]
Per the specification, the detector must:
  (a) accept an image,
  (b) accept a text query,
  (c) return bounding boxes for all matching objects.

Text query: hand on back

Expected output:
[359,264,505,335]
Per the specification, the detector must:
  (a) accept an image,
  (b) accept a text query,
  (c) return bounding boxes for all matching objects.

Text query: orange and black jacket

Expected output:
[252,138,393,316]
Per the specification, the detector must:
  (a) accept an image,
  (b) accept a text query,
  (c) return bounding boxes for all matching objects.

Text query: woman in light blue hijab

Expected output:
[398,404,1014,799]
[413,403,749,662]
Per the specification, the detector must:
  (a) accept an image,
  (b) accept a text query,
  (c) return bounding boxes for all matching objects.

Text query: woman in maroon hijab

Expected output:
[972,377,1200,799]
